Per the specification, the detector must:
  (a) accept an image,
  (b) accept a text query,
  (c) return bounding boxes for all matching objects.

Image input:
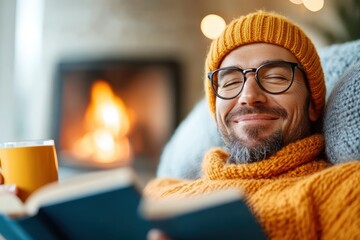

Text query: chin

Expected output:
[225,129,284,164]
[234,127,276,143]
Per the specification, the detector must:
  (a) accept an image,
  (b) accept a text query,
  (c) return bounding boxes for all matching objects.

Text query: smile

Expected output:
[233,114,279,123]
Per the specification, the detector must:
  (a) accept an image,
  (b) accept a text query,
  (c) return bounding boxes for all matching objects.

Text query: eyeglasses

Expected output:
[208,61,306,100]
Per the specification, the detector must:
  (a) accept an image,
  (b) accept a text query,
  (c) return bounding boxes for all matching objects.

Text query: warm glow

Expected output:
[201,14,226,40]
[72,80,132,165]
[289,0,303,4]
[303,0,324,12]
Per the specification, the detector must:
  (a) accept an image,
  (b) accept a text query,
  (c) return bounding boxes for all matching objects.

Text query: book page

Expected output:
[0,192,26,217]
[140,188,243,219]
[24,167,139,215]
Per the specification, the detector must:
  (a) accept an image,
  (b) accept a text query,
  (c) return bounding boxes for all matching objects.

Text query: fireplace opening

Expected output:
[52,59,181,170]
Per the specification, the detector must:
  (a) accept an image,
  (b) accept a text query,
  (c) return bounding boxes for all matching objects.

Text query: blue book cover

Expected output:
[0,215,31,240]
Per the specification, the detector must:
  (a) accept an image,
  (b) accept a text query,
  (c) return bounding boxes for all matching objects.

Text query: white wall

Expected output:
[0,0,16,141]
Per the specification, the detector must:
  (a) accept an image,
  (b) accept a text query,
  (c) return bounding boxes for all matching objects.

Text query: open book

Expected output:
[0,168,266,240]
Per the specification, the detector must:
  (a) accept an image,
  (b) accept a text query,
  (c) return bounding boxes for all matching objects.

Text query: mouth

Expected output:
[225,106,287,128]
[233,114,279,123]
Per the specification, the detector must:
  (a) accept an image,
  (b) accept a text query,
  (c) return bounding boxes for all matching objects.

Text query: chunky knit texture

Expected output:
[205,11,326,118]
[145,135,360,239]
[324,61,360,164]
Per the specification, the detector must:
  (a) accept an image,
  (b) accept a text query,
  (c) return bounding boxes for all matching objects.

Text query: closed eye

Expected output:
[261,74,291,82]
[222,79,243,88]
[218,70,243,87]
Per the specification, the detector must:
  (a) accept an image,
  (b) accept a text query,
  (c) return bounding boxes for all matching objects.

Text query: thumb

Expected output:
[0,184,18,195]
[147,229,171,240]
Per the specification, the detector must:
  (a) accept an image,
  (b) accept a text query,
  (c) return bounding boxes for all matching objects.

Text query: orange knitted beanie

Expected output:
[205,11,326,117]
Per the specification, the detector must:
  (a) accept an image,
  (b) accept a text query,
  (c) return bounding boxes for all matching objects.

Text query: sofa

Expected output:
[157,39,360,180]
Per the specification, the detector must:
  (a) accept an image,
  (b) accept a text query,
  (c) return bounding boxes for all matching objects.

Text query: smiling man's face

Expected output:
[215,43,319,164]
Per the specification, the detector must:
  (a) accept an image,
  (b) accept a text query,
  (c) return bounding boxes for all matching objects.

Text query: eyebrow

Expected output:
[228,59,297,69]
[218,68,236,78]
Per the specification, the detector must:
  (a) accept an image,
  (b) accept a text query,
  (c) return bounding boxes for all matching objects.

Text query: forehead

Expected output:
[219,43,299,68]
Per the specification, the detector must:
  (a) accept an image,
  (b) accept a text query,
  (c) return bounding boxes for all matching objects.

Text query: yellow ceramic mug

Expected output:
[0,139,59,201]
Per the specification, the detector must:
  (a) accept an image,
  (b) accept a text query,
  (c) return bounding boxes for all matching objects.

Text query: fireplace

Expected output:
[52,59,181,170]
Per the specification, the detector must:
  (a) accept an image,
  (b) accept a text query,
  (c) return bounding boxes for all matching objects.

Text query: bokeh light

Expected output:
[303,0,324,12]
[201,14,226,40]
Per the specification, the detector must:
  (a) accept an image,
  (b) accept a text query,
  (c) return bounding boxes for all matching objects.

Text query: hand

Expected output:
[147,229,171,240]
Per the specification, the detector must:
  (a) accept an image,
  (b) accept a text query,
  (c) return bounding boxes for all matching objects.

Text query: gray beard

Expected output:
[217,104,312,164]
[223,128,283,164]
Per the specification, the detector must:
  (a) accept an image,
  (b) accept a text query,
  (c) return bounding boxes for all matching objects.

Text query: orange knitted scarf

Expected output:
[145,134,360,239]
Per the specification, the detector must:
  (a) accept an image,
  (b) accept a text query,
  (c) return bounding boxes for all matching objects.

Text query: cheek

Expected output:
[282,81,310,119]
[280,94,310,130]
[216,99,234,127]
[286,104,308,125]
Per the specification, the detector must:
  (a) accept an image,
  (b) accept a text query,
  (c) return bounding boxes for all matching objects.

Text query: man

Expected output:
[145,11,360,239]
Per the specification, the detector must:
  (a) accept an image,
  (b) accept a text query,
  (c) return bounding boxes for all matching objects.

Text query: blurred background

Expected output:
[0,0,359,182]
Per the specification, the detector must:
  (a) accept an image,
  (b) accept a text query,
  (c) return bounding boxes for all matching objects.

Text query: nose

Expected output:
[237,73,266,106]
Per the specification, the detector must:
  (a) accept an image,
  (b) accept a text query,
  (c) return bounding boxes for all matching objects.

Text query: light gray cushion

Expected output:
[157,39,360,179]
[319,39,360,98]
[157,99,224,179]
[324,60,360,164]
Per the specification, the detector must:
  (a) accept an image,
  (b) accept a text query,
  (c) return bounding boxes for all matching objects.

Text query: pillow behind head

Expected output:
[324,61,360,164]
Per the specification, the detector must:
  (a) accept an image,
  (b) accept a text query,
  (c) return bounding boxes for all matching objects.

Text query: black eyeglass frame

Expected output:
[208,60,306,100]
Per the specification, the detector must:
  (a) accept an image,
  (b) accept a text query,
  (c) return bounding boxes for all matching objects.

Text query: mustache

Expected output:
[225,105,288,123]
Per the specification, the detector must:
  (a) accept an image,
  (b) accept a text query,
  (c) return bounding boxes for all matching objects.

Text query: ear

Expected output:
[308,100,319,122]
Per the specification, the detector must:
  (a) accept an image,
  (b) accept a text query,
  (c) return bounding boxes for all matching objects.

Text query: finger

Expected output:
[0,184,18,195]
[147,229,171,240]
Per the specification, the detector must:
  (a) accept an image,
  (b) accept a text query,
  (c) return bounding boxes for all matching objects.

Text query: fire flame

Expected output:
[72,80,132,165]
